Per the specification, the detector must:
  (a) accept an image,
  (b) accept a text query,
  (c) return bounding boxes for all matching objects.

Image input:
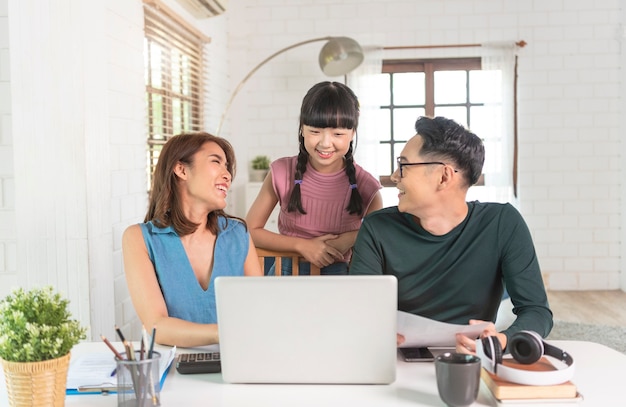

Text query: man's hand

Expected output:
[397,333,405,347]
[455,319,507,354]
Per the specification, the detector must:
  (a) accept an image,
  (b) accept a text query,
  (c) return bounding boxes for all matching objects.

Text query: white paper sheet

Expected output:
[397,311,491,348]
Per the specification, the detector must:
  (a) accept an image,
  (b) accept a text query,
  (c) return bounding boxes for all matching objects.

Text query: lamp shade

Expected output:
[318,37,364,76]
[216,36,365,135]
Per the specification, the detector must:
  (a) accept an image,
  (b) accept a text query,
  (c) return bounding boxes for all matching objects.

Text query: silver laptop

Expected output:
[215,275,397,384]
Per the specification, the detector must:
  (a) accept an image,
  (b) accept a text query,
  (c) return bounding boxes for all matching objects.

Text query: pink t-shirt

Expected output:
[271,156,381,262]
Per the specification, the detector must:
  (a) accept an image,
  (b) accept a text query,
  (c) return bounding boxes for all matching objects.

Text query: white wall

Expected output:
[0,0,16,292]
[223,0,625,292]
[1,0,146,340]
[0,0,623,340]
[1,0,229,339]
[621,0,626,292]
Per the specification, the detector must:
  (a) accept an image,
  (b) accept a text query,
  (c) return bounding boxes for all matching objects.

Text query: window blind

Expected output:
[143,1,208,189]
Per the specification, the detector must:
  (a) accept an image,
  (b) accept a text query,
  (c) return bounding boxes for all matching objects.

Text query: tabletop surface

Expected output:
[1,340,623,406]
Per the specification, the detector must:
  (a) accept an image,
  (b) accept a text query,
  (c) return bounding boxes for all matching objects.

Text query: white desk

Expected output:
[0,340,621,406]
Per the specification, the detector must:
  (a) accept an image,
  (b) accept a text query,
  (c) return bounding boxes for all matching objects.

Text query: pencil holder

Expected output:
[116,351,161,407]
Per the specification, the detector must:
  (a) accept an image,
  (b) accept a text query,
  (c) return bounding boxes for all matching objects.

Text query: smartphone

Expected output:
[399,347,435,362]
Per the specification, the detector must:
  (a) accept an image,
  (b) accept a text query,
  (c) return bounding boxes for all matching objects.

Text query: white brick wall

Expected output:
[0,0,16,295]
[0,0,229,340]
[224,0,626,291]
[107,0,151,340]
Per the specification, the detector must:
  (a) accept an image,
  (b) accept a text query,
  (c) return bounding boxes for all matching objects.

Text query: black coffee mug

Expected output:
[435,352,481,407]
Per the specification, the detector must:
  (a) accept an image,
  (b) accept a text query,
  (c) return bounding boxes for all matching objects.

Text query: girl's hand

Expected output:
[298,234,344,267]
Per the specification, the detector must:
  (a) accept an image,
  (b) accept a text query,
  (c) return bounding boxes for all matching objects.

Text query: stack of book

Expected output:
[481,357,582,406]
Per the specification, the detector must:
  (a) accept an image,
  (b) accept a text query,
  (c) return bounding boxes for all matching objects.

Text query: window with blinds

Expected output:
[143,1,207,190]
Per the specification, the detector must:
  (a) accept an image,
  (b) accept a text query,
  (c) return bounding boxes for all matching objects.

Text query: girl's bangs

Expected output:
[301,100,357,129]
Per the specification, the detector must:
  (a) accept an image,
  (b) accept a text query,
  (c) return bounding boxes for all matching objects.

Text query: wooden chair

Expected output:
[256,248,321,276]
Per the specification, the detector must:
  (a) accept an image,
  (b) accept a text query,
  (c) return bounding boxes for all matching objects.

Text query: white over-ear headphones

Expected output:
[475,330,575,386]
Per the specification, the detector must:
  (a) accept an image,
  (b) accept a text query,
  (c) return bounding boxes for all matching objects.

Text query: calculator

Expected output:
[176,352,221,374]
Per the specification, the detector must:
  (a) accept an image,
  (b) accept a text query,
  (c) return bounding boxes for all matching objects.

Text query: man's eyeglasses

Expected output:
[396,158,458,178]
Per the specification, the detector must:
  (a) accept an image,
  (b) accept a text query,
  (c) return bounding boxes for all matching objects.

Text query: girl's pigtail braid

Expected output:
[287,134,308,214]
[344,142,363,215]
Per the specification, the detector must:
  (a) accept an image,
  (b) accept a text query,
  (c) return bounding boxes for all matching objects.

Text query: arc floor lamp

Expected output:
[216,36,364,135]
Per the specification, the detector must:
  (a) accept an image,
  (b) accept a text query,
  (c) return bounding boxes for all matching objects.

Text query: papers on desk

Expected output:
[397,311,491,348]
[66,346,176,394]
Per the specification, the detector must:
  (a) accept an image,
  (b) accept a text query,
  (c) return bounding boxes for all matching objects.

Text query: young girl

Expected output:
[123,132,262,347]
[246,81,383,275]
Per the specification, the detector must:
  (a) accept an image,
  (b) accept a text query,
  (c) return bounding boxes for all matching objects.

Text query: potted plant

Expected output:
[0,286,86,407]
[250,155,271,182]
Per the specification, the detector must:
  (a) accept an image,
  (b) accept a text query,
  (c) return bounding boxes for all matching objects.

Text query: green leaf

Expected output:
[0,286,86,362]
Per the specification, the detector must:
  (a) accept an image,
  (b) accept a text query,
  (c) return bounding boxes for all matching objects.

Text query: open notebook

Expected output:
[66,346,176,394]
[215,275,398,384]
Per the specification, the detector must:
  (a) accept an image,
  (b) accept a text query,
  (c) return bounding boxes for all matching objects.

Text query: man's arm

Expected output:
[499,205,554,342]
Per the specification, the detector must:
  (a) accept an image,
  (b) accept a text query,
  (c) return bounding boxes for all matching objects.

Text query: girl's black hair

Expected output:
[287,81,364,215]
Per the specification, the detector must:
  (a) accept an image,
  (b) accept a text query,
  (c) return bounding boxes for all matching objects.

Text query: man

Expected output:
[349,116,553,353]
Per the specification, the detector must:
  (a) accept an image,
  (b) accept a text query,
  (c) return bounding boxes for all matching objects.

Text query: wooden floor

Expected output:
[547,290,626,327]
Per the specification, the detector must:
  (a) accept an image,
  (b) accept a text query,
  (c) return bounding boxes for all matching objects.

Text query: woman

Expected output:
[123,132,262,347]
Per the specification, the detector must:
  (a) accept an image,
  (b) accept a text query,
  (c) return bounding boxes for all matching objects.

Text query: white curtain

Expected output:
[347,44,519,207]
[478,43,518,206]
[348,46,384,177]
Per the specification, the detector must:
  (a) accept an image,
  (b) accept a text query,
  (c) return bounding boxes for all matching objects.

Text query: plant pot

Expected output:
[250,169,268,182]
[1,352,71,407]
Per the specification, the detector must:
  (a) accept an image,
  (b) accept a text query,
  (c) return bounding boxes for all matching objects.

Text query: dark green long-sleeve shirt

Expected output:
[349,201,553,341]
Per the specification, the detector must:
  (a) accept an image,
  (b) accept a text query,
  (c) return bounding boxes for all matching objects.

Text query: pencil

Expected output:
[143,326,158,406]
[123,340,141,401]
[140,336,145,360]
[142,326,150,361]
[124,340,135,361]
[101,334,125,360]
[147,325,156,359]
[115,325,126,342]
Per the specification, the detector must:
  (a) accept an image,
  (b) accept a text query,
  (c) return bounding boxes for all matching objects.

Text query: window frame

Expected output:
[378,58,484,187]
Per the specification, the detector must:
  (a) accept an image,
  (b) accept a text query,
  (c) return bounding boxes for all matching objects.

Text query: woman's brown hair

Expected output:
[145,132,243,236]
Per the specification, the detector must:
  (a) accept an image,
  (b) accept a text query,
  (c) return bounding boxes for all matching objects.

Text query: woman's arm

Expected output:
[122,224,218,347]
